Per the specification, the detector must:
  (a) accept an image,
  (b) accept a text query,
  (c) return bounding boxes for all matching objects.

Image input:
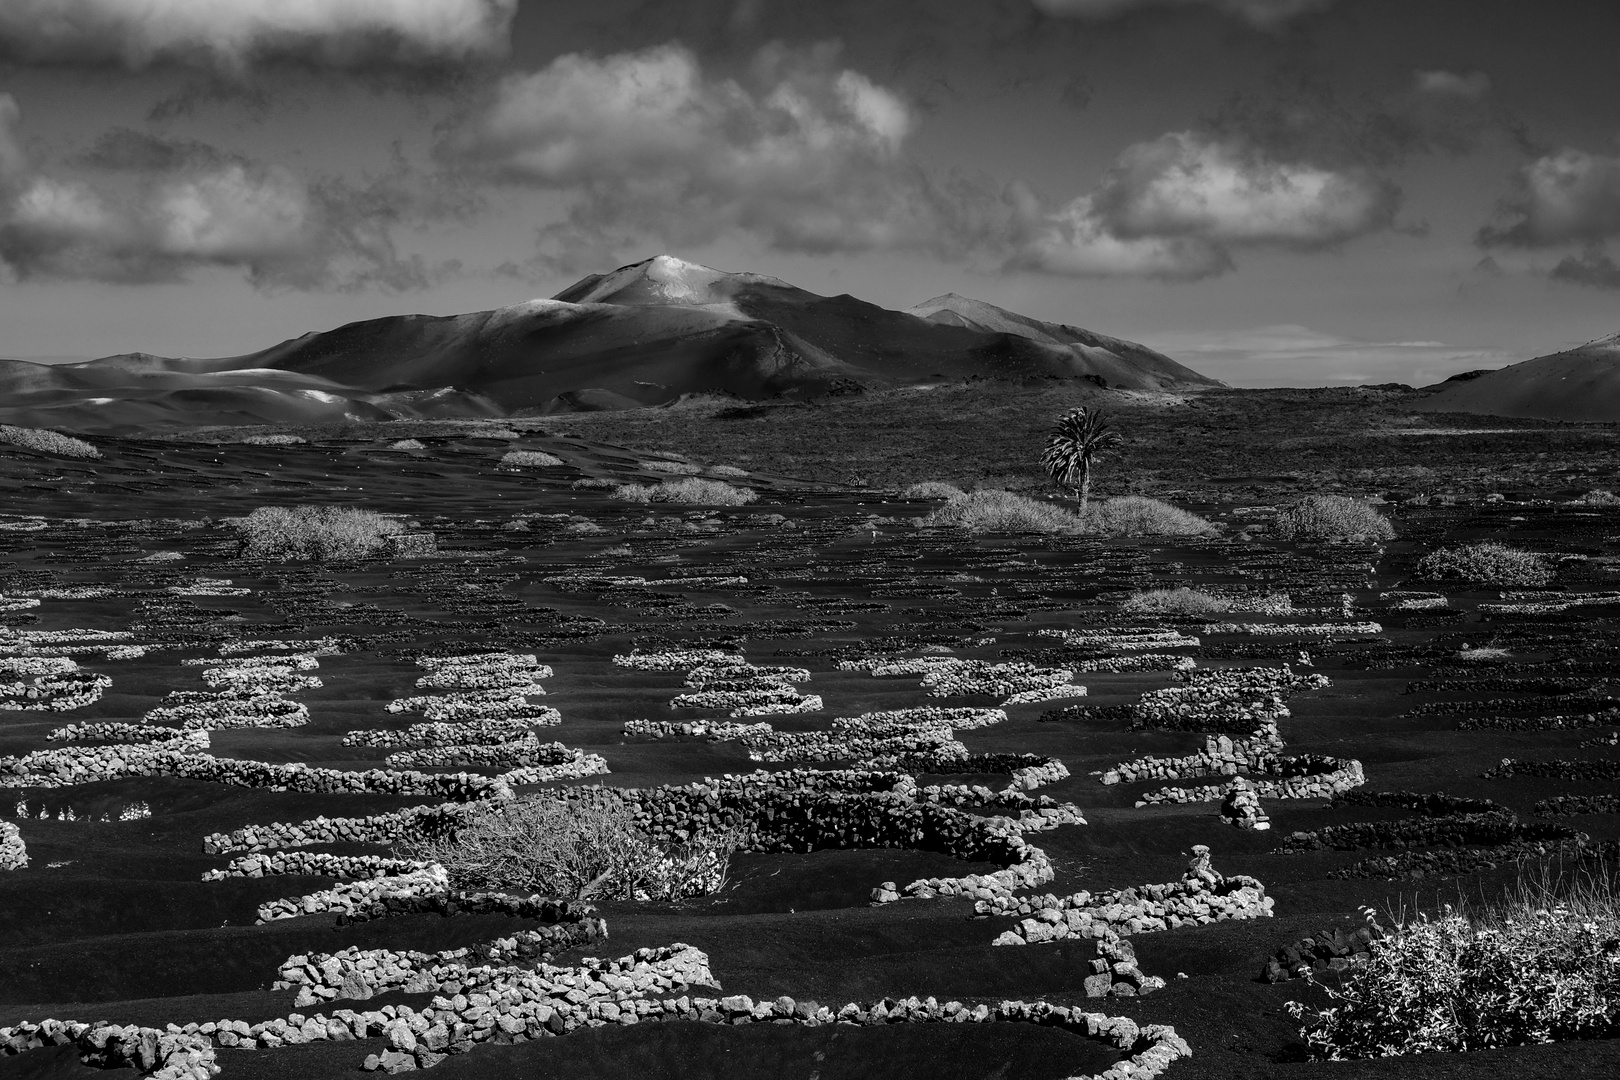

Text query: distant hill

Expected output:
[1413,332,1620,422]
[0,255,1222,433]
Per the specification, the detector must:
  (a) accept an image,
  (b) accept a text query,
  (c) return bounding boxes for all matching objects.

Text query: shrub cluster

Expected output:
[612,478,758,505]
[0,424,101,459]
[1273,496,1394,542]
[233,506,412,562]
[1417,542,1554,586]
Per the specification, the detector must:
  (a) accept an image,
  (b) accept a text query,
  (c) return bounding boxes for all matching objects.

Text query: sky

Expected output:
[0,0,1617,387]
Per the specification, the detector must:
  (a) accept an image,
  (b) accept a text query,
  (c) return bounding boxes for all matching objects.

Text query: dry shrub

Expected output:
[1417,542,1553,586]
[642,459,702,475]
[1290,861,1620,1058]
[1275,495,1394,542]
[919,489,1083,534]
[1080,496,1219,537]
[707,464,749,477]
[571,477,617,490]
[501,450,564,467]
[233,506,406,562]
[400,796,735,901]
[0,425,101,459]
[900,481,965,499]
[1122,587,1230,615]
[242,434,306,446]
[1572,490,1620,506]
[613,478,758,505]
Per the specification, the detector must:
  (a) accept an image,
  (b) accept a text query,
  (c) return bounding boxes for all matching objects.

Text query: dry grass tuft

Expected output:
[501,450,564,467]
[918,489,1083,533]
[1079,496,1219,537]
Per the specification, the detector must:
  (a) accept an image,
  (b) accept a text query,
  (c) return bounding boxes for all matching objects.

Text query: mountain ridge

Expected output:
[0,255,1223,433]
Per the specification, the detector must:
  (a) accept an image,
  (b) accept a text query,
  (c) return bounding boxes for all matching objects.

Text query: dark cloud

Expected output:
[0,95,442,291]
[0,0,516,74]
[1029,0,1336,28]
[1550,248,1620,290]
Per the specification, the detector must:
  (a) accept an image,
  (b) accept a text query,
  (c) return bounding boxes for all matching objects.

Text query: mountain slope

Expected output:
[1413,332,1620,422]
[0,255,1221,432]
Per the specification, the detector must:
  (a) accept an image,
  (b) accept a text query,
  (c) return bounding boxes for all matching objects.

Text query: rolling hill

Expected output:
[1413,332,1620,422]
[0,256,1222,433]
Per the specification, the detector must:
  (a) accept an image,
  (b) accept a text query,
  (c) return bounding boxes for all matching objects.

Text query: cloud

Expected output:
[445,42,1028,266]
[1550,247,1620,290]
[1479,148,1620,248]
[1030,0,1336,28]
[1415,70,1490,100]
[0,97,434,289]
[1013,132,1397,279]
[0,0,516,73]
[1141,324,1515,387]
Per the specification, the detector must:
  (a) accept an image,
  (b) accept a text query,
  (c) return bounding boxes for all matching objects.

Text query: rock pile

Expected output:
[1085,931,1166,997]
[1261,924,1381,983]
[0,821,25,869]
[1219,777,1270,830]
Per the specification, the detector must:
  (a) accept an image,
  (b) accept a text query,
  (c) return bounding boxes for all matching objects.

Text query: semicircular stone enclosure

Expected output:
[1,424,1618,1080]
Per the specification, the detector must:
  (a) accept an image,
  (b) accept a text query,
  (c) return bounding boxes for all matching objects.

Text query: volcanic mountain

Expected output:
[1413,331,1620,422]
[0,256,1222,433]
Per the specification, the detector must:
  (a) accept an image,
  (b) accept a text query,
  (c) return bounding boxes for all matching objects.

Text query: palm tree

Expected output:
[1041,406,1122,508]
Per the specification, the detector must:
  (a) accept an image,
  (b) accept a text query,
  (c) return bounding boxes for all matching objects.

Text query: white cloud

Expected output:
[0,0,515,72]
[0,95,428,289]
[447,42,1015,262]
[1479,148,1620,248]
[1030,0,1336,28]
[1013,132,1397,280]
[1096,133,1398,246]
[1012,195,1232,280]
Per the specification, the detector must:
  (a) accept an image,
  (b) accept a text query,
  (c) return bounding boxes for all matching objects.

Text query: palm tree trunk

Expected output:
[1079,462,1092,510]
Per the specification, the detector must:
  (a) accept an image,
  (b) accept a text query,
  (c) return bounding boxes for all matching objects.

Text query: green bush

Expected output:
[0,424,101,459]
[501,450,564,467]
[1290,868,1620,1058]
[612,478,758,505]
[918,489,1083,533]
[900,481,965,499]
[233,506,407,562]
[400,796,735,902]
[1417,542,1553,586]
[1121,587,1230,615]
[1275,495,1394,542]
[1080,496,1219,537]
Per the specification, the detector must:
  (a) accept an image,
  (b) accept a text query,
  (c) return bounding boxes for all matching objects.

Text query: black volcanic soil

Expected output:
[3,416,1620,1079]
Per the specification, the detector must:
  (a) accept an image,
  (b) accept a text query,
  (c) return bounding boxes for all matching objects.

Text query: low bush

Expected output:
[1571,490,1620,506]
[1417,542,1554,586]
[1122,587,1231,615]
[612,478,758,505]
[387,439,425,450]
[400,796,735,901]
[233,506,406,562]
[242,434,306,446]
[900,481,965,499]
[501,450,564,467]
[1274,496,1394,542]
[642,459,702,474]
[1290,863,1620,1058]
[918,490,1083,534]
[708,464,749,477]
[1080,496,1219,538]
[0,425,100,459]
